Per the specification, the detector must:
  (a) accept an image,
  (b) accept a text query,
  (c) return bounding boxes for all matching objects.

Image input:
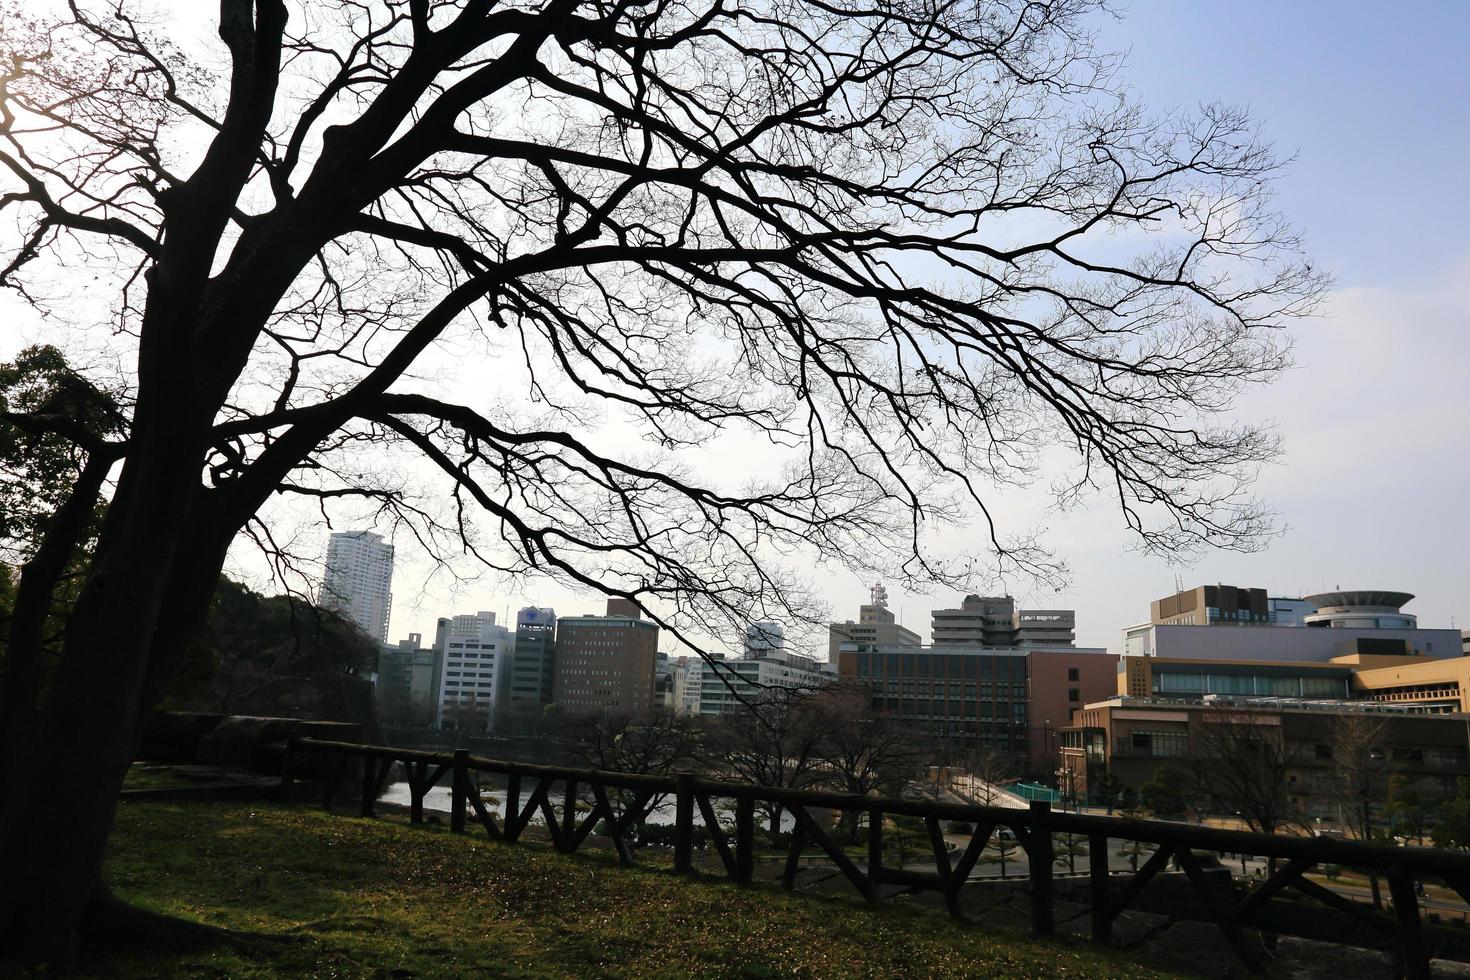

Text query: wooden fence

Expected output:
[287,737,1470,978]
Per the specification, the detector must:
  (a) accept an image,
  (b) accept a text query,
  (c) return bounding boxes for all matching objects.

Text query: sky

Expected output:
[391,0,1470,650]
[973,0,1470,647]
[2,1,1467,654]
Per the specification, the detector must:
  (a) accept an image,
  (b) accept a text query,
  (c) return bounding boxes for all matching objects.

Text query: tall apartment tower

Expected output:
[322,530,394,642]
[552,598,659,717]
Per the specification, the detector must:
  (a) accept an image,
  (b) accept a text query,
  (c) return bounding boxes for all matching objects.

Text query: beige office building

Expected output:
[827,599,921,663]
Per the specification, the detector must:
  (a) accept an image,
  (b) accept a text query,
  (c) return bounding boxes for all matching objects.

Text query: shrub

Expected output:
[628,822,713,851]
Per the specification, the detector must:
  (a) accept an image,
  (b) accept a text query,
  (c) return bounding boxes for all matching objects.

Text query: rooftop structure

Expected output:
[1302,590,1418,629]
[1150,583,1269,627]
[931,594,1077,649]
[744,621,786,659]
[827,587,921,662]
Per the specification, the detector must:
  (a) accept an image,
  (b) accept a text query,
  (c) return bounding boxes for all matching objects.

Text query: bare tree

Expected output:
[1189,714,1302,837]
[967,745,1020,807]
[704,686,824,835]
[0,0,1322,960]
[811,683,926,843]
[1331,712,1386,906]
[568,708,700,826]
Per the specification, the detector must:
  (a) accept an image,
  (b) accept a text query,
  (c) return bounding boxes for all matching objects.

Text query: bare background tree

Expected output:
[1189,715,1302,837]
[567,708,700,826]
[704,687,824,835]
[0,0,1322,962]
[1331,711,1386,905]
[964,745,1020,807]
[810,682,926,842]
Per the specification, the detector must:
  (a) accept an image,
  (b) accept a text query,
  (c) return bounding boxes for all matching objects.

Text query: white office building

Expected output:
[679,658,705,715]
[697,651,830,715]
[744,621,786,658]
[434,611,514,732]
[322,531,394,642]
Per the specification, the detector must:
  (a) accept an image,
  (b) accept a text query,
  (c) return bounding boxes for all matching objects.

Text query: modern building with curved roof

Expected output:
[1303,590,1418,630]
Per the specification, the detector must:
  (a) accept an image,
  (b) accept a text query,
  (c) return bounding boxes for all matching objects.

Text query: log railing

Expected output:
[287,737,1470,979]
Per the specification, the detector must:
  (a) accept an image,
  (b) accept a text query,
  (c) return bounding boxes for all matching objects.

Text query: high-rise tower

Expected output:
[321,530,394,642]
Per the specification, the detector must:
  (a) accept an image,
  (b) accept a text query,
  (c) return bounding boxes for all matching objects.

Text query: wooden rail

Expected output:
[287,737,1470,978]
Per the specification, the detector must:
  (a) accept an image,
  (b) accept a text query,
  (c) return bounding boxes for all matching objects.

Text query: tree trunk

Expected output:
[0,429,218,966]
[0,456,111,800]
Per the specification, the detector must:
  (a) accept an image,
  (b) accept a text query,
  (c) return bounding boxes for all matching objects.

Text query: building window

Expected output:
[1067,668,1079,682]
[1125,730,1187,758]
[1068,688,1080,703]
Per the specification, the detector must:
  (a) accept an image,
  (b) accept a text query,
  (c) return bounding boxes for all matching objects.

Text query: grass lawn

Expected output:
[119,765,200,791]
[89,799,1171,978]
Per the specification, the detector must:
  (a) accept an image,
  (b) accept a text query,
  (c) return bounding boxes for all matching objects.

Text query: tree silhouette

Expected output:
[1189,713,1301,837]
[811,683,926,843]
[1330,711,1387,906]
[0,0,1321,961]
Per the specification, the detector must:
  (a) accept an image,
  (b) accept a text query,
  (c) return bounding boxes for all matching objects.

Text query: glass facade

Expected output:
[1152,667,1349,699]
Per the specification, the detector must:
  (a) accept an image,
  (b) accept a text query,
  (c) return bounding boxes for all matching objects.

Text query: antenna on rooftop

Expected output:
[870,582,889,608]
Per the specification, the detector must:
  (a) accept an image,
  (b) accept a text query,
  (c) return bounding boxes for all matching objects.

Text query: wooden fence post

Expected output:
[1028,799,1055,936]
[319,744,338,812]
[409,761,425,825]
[561,778,579,852]
[735,796,755,883]
[674,772,695,873]
[867,806,883,882]
[360,757,378,817]
[1387,866,1431,980]
[505,772,522,842]
[451,749,468,834]
[280,736,297,802]
[1089,831,1111,942]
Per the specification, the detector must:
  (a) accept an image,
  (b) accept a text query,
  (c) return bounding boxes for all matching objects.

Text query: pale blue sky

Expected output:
[865,1,1470,647]
[1096,0,1470,289]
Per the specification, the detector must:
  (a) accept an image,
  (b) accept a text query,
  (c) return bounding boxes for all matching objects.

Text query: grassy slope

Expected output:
[92,800,1168,979]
